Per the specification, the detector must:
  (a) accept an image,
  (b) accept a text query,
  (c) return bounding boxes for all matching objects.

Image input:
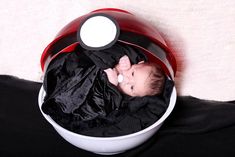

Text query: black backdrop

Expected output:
[1,75,235,157]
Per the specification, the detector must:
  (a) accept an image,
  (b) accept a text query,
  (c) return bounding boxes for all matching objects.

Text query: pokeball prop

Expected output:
[38,8,177,155]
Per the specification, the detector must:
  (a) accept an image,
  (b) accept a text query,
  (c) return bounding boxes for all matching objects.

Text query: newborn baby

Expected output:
[104,55,165,97]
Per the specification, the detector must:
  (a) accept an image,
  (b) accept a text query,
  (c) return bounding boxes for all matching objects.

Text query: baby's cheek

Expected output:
[118,84,131,95]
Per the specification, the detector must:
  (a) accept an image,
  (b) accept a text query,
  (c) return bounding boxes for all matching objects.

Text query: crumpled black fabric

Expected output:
[41,43,174,137]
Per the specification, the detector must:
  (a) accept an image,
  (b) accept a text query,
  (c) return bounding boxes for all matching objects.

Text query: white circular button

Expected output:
[80,15,118,48]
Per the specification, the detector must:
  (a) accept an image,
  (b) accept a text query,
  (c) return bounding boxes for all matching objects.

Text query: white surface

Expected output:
[38,85,177,154]
[80,15,118,48]
[1,0,235,101]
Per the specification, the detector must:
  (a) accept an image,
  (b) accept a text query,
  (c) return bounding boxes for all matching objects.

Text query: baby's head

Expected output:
[118,62,165,97]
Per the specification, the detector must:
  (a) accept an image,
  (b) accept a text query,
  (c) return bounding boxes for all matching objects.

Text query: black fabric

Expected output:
[41,43,173,137]
[1,75,235,157]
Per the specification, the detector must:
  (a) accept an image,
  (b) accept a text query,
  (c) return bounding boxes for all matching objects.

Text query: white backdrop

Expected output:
[1,0,235,101]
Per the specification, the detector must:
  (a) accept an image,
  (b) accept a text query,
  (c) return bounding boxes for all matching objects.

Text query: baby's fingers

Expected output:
[119,55,129,64]
[120,63,129,70]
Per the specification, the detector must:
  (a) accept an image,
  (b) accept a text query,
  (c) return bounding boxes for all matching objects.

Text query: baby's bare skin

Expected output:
[104,55,155,97]
[104,55,131,86]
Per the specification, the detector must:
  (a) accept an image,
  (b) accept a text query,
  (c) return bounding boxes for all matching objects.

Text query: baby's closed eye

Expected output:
[131,85,134,90]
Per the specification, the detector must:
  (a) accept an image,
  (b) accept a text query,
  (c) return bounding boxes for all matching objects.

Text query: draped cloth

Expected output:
[41,43,174,137]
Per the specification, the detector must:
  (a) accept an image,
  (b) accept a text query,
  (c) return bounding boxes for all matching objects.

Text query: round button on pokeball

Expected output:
[77,14,120,50]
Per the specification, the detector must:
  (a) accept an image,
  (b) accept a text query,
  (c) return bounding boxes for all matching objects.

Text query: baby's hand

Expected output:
[104,68,118,86]
[118,55,131,71]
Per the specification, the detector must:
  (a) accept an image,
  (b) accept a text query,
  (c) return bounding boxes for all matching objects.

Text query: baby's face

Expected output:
[118,63,153,97]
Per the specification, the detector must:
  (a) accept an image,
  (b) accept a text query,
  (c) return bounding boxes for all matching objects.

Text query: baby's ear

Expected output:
[138,61,145,64]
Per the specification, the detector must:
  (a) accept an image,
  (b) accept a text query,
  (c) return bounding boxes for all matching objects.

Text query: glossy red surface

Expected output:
[41,8,176,78]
